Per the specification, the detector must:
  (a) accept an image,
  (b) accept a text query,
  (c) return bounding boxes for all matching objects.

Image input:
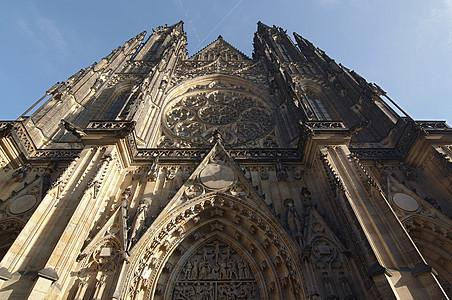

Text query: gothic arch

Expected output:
[158,229,268,300]
[73,79,139,126]
[402,215,452,295]
[69,235,124,300]
[0,217,25,260]
[123,192,307,299]
[104,80,139,120]
[295,80,340,121]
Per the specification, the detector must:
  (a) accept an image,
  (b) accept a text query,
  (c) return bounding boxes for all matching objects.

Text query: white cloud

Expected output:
[38,18,68,54]
[418,0,452,45]
[18,20,34,38]
[16,16,68,56]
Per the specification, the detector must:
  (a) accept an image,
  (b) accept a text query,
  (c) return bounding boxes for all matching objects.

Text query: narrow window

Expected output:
[105,89,130,120]
[143,39,164,61]
[277,42,293,62]
[307,93,331,120]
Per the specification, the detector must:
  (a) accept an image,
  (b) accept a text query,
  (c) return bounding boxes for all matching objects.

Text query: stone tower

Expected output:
[0,21,451,299]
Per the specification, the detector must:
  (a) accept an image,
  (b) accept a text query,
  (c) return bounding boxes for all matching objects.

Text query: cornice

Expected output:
[4,119,452,164]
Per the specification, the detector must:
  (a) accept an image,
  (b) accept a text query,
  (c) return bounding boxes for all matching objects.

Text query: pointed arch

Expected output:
[105,81,139,120]
[294,80,340,121]
[402,214,452,295]
[122,192,307,299]
[158,230,267,300]
[0,217,26,260]
[68,235,124,300]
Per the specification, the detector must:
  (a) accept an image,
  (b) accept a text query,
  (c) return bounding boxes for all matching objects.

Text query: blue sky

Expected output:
[1,0,451,123]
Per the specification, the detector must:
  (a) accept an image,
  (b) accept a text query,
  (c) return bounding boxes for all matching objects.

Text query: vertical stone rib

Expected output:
[321,145,447,299]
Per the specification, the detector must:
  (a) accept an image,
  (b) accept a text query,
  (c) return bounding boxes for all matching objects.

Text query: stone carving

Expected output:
[168,241,259,300]
[283,198,304,246]
[85,239,121,273]
[163,88,274,147]
[11,164,31,182]
[311,238,341,270]
[172,57,267,87]
[128,198,150,249]
[185,184,204,199]
[147,157,160,181]
[0,218,25,260]
[276,159,288,181]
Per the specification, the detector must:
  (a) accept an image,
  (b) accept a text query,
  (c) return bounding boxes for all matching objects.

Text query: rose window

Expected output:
[163,89,274,146]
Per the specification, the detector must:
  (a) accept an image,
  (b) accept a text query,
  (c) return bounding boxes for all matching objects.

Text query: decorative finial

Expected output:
[211,129,223,145]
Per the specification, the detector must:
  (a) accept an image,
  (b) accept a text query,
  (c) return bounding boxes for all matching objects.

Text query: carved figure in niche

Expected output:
[246,282,258,299]
[339,271,356,300]
[173,284,184,300]
[185,184,203,198]
[190,259,198,280]
[218,284,235,300]
[227,259,238,279]
[199,258,209,279]
[190,282,215,300]
[147,157,159,181]
[220,260,228,279]
[322,271,337,300]
[166,167,177,180]
[203,283,214,300]
[284,198,304,246]
[230,183,247,196]
[184,260,193,280]
[210,262,220,279]
[129,198,149,248]
[175,283,195,299]
[276,159,288,181]
[238,258,250,279]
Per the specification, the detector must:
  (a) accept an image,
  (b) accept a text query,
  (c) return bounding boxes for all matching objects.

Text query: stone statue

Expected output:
[283,198,304,245]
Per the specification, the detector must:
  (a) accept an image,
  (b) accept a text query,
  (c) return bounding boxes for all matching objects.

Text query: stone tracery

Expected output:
[162,85,275,147]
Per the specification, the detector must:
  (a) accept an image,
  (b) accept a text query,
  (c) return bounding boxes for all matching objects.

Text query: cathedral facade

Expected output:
[0,21,451,299]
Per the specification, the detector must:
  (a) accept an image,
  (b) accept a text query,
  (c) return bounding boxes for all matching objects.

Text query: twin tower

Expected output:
[0,21,451,299]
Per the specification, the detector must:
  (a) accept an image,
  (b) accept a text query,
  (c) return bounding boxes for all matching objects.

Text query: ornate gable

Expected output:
[123,143,306,299]
[189,36,250,61]
[169,37,267,90]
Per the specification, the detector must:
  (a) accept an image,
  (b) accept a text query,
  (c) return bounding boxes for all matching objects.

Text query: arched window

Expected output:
[276,42,293,62]
[105,89,132,120]
[143,38,164,61]
[306,91,331,120]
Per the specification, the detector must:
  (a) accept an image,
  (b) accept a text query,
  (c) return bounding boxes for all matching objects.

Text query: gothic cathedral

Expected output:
[0,21,451,299]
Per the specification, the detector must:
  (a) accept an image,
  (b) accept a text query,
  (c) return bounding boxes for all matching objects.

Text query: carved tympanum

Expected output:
[165,240,259,300]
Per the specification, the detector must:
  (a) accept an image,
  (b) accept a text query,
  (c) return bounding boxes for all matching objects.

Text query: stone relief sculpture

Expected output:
[163,88,274,147]
[168,241,259,300]
[283,198,304,246]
